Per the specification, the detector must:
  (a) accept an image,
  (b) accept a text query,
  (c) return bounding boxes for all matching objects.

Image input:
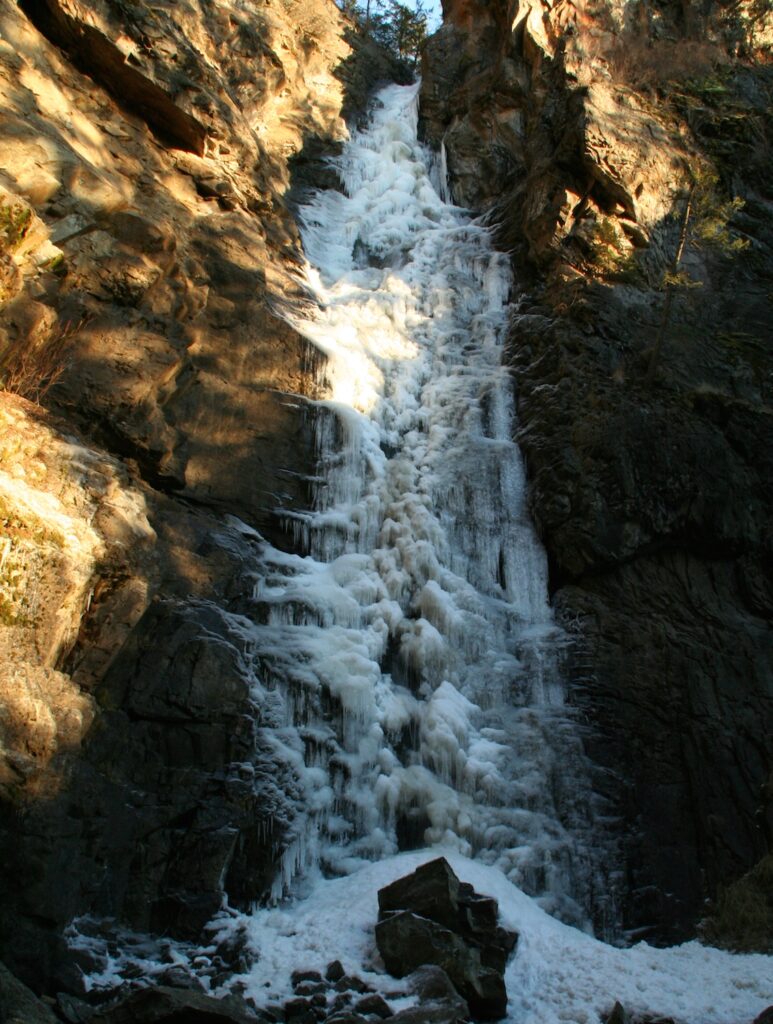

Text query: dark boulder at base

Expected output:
[353,994,392,1018]
[325,962,346,983]
[378,858,517,969]
[390,966,470,1024]
[0,961,58,1024]
[88,985,262,1023]
[604,1003,629,1024]
[375,859,516,1021]
[603,1004,681,1024]
[377,911,505,1020]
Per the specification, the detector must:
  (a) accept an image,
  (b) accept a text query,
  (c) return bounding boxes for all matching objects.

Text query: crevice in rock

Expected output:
[17,0,207,155]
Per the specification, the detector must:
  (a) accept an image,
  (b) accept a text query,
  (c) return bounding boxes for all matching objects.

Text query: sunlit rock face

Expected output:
[0,0,353,536]
[422,0,773,943]
[0,394,154,802]
[0,0,407,991]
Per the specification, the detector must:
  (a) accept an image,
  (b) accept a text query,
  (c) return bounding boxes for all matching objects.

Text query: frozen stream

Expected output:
[248,82,603,925]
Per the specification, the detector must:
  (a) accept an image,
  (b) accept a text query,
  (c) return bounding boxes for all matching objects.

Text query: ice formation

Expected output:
[245,82,606,923]
[66,81,773,1024]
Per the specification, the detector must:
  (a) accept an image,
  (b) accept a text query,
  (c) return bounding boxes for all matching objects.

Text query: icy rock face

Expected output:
[421,0,773,943]
[246,84,603,923]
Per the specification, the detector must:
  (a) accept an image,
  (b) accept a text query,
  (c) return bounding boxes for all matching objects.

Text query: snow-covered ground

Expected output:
[231,850,772,1024]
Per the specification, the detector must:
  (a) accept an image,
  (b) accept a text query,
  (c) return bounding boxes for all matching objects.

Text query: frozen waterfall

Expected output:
[249,82,605,926]
[63,81,773,1024]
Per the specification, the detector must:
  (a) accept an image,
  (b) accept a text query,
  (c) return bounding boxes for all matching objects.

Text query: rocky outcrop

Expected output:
[0,394,155,802]
[0,0,350,533]
[0,961,58,1024]
[375,859,516,1020]
[421,0,773,942]
[18,0,209,155]
[89,985,261,1024]
[0,0,401,997]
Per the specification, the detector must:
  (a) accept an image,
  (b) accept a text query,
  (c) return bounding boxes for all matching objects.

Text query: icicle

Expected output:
[240,81,605,926]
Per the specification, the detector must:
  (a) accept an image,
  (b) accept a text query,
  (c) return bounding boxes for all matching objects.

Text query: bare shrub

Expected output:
[0,317,86,404]
[0,201,32,253]
[700,854,773,953]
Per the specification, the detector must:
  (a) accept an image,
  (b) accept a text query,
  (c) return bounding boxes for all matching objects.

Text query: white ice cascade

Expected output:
[249,83,603,924]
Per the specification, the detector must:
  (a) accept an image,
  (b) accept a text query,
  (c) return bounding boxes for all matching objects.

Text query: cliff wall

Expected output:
[0,0,402,991]
[1,0,771,1003]
[421,0,773,942]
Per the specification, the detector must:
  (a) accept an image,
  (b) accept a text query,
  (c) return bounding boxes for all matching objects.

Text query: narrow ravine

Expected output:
[244,82,603,925]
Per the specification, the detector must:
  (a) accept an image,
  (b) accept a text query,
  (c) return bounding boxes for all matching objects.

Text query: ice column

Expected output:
[249,82,602,924]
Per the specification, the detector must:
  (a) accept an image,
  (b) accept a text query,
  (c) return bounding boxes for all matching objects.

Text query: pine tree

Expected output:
[336,0,428,67]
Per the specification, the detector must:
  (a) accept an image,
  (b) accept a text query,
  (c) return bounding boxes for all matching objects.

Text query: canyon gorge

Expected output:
[0,0,771,1021]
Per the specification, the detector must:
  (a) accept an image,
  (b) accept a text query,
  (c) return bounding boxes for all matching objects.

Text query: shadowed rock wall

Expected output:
[421,0,773,941]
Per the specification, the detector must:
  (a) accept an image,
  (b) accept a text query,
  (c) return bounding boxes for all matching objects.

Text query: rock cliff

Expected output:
[0,0,402,992]
[0,0,771,1006]
[421,0,773,942]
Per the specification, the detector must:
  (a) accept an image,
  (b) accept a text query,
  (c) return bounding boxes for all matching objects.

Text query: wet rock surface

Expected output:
[376,859,515,1020]
[421,0,773,943]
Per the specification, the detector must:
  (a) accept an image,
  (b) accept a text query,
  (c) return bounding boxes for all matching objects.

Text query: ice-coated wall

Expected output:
[248,83,602,925]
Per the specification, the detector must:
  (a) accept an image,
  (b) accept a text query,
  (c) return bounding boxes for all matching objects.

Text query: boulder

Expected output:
[376,860,516,1021]
[89,984,260,1023]
[353,994,392,1018]
[334,976,372,995]
[283,997,318,1024]
[377,912,505,1021]
[292,971,325,989]
[604,1004,629,1024]
[0,961,58,1024]
[325,961,345,983]
[389,966,470,1024]
[378,859,517,970]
